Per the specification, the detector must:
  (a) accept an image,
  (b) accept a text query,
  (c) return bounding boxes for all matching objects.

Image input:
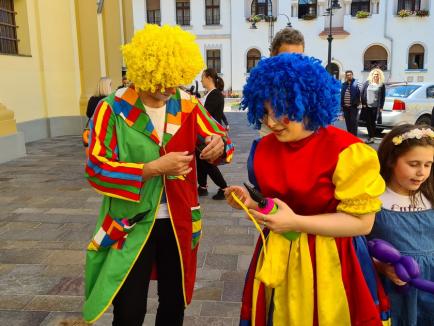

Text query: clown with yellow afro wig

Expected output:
[83,23,234,325]
[122,24,205,93]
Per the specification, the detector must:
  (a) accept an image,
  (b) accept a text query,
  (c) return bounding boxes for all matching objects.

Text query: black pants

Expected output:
[365,106,378,138]
[196,152,227,189]
[343,106,359,136]
[112,219,184,326]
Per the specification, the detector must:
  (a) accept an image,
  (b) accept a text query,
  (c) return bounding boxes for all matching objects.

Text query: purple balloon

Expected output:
[399,256,420,278]
[394,262,411,282]
[370,241,401,263]
[410,278,434,294]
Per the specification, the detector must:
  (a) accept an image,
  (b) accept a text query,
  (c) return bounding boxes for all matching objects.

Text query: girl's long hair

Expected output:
[367,68,385,85]
[96,77,112,96]
[203,68,224,92]
[377,124,434,207]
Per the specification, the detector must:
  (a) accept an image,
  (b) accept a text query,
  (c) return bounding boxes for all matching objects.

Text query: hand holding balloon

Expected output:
[368,239,434,294]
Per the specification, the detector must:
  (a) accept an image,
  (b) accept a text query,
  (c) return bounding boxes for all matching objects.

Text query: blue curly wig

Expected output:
[241,53,341,131]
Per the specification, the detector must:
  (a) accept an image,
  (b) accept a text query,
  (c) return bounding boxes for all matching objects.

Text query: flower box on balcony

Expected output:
[246,15,277,23]
[415,10,429,17]
[397,9,412,17]
[356,11,370,18]
[302,14,316,20]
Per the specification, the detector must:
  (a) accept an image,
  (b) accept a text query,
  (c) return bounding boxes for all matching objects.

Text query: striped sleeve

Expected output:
[196,102,234,163]
[85,101,144,202]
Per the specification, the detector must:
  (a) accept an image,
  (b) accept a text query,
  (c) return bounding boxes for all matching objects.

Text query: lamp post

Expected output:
[249,13,292,44]
[324,0,341,74]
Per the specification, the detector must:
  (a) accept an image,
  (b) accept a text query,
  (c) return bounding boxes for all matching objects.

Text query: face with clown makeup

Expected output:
[261,101,313,142]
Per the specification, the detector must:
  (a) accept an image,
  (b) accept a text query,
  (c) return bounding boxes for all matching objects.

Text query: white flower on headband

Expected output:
[392,128,434,145]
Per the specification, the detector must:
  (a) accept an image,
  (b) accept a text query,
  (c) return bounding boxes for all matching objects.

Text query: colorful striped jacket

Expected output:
[83,87,234,323]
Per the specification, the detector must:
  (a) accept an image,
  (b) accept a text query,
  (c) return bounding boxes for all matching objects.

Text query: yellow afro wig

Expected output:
[122,24,205,93]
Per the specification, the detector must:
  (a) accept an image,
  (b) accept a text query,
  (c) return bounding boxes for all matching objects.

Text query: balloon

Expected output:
[368,239,434,294]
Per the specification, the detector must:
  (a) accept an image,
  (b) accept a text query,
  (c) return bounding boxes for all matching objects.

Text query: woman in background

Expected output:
[86,77,112,119]
[197,68,229,200]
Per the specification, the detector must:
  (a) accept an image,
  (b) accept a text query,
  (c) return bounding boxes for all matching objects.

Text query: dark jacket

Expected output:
[86,95,106,119]
[361,81,386,109]
[204,89,228,126]
[341,79,361,108]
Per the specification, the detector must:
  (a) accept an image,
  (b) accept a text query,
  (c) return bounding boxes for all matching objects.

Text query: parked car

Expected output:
[359,82,434,132]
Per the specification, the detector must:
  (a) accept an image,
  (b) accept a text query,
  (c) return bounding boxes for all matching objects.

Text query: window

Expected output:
[206,49,221,73]
[176,0,190,26]
[408,44,424,69]
[147,10,161,25]
[246,49,261,73]
[205,0,220,25]
[146,0,161,25]
[351,0,370,16]
[363,45,388,71]
[251,0,272,17]
[426,86,434,98]
[298,0,317,19]
[0,0,18,55]
[397,0,421,11]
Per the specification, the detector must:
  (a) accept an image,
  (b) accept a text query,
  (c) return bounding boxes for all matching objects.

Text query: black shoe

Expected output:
[212,189,225,200]
[198,186,208,197]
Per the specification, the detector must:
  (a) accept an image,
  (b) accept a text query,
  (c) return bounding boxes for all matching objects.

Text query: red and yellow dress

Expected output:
[241,126,391,326]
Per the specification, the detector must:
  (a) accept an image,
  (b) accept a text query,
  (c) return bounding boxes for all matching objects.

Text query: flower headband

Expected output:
[392,128,434,145]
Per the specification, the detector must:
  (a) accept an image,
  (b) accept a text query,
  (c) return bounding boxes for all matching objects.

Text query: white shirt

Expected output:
[381,187,432,212]
[202,88,216,105]
[144,104,169,219]
[144,104,166,146]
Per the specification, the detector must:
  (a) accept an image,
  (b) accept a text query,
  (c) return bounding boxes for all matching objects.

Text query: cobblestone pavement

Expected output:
[0,111,375,326]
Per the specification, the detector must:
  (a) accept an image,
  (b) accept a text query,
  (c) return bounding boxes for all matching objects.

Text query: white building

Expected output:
[131,0,434,91]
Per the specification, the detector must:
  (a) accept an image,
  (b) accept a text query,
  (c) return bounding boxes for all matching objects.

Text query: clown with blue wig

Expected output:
[225,53,391,325]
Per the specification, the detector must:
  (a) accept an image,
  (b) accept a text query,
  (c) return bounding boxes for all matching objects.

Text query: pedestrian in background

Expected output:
[361,68,385,144]
[340,70,361,136]
[86,77,112,119]
[197,68,229,200]
[259,27,305,137]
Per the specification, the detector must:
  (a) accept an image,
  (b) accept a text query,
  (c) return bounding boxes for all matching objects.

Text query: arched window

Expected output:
[247,49,261,73]
[298,0,317,19]
[364,45,388,71]
[408,44,424,69]
[351,0,370,16]
[251,0,272,17]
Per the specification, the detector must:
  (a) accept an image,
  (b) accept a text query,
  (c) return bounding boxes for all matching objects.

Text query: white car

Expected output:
[379,82,433,129]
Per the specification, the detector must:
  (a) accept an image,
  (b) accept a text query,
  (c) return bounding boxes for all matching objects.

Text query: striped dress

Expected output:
[241,126,391,326]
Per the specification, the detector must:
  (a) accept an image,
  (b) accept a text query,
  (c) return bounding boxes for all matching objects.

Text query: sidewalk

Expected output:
[0,112,256,326]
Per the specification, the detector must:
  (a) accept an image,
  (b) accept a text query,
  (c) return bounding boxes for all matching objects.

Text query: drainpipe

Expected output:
[383,1,393,82]
[229,1,233,92]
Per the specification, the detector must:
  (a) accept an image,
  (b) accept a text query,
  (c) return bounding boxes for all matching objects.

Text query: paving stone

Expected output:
[183,316,235,326]
[205,253,238,271]
[24,295,84,312]
[0,249,51,264]
[237,254,253,271]
[222,281,244,302]
[200,301,241,318]
[0,294,33,309]
[43,265,84,278]
[43,250,86,265]
[0,310,49,326]
[39,312,86,326]
[48,277,84,296]
[213,244,255,255]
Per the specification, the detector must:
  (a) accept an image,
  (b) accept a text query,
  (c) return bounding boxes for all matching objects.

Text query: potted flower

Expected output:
[356,10,370,18]
[397,9,412,17]
[302,13,316,20]
[415,9,429,17]
[246,15,262,23]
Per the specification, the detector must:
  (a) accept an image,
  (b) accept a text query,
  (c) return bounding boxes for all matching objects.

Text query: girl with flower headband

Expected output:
[224,53,391,325]
[368,124,434,325]
[83,24,234,325]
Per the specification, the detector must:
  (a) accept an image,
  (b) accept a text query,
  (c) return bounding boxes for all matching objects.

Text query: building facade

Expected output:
[134,0,433,91]
[0,0,135,162]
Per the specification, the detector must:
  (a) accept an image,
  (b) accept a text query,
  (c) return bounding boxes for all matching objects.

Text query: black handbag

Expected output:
[377,109,382,124]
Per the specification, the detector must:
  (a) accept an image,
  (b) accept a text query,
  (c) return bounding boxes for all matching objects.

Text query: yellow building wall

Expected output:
[0,0,133,127]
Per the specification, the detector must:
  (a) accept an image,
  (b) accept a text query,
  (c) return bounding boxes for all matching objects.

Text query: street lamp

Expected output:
[324,0,341,74]
[249,13,292,45]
